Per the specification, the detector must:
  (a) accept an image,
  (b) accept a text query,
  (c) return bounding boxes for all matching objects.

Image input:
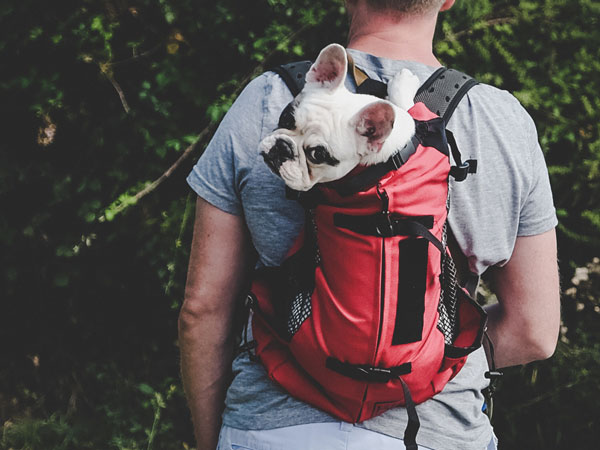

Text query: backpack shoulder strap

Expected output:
[414,67,479,123]
[273,61,478,126]
[271,61,313,97]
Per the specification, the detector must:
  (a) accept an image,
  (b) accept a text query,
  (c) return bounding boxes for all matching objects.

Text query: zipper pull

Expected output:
[375,184,394,237]
[376,183,390,213]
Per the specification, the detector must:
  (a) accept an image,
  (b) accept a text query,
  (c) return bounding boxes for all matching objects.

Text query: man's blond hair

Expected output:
[346,0,446,15]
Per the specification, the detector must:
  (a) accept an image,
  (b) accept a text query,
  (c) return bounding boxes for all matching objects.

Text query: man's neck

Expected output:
[346,5,441,67]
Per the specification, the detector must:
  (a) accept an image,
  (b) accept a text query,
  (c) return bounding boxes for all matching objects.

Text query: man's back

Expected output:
[185,48,557,450]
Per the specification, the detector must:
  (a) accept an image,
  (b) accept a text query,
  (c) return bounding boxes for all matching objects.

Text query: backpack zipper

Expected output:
[357,183,389,421]
[374,184,390,357]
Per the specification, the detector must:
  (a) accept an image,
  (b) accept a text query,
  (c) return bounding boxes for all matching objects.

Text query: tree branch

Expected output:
[107,43,163,68]
[101,23,312,220]
[101,64,131,114]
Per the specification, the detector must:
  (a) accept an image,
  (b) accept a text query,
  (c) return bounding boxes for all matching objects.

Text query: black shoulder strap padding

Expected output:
[272,61,313,97]
[414,68,479,123]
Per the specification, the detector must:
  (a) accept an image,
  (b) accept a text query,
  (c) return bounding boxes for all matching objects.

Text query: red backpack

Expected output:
[245,62,487,448]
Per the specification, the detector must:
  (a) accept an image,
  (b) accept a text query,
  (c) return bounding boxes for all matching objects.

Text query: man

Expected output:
[179,1,561,449]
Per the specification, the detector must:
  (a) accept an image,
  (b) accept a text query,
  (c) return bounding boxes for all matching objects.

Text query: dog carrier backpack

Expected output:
[245,60,487,448]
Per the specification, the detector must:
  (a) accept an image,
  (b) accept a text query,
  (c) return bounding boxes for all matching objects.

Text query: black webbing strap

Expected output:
[415,67,479,123]
[335,214,445,253]
[482,331,503,420]
[334,213,432,235]
[400,378,420,450]
[326,356,420,448]
[333,134,419,197]
[326,357,411,383]
[356,77,388,97]
[446,129,477,181]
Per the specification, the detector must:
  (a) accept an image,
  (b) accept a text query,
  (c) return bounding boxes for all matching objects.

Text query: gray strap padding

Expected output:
[415,68,479,123]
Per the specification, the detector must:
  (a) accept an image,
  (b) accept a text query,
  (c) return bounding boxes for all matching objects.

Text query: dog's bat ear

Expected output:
[305,43,348,92]
[353,101,396,153]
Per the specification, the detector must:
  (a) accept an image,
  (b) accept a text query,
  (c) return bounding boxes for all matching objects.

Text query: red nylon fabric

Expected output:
[251,102,485,423]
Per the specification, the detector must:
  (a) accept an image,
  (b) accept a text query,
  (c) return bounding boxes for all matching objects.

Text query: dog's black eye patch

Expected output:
[278,102,296,130]
[306,145,339,166]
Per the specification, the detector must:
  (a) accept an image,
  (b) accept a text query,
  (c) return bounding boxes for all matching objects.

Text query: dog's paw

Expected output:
[388,69,420,110]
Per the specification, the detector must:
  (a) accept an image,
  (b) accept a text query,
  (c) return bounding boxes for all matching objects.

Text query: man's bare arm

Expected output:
[485,228,561,368]
[179,197,253,450]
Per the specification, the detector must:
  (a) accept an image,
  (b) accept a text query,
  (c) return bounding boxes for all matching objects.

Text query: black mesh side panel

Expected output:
[285,290,312,338]
[392,239,428,345]
[437,222,460,345]
[270,208,319,341]
[269,248,315,342]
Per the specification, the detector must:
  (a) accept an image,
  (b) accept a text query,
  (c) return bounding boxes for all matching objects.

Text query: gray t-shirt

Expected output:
[186,49,557,450]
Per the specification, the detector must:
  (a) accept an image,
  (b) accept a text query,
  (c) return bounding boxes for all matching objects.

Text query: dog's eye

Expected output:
[307,146,328,164]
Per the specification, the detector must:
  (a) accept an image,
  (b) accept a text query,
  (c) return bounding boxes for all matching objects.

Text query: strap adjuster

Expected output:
[326,357,412,383]
[450,159,477,182]
[390,151,403,169]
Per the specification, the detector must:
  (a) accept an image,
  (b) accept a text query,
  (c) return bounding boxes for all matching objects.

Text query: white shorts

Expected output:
[217,422,499,450]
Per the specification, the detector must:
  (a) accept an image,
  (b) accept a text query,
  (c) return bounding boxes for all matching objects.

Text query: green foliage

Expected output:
[0,0,598,449]
[437,0,600,265]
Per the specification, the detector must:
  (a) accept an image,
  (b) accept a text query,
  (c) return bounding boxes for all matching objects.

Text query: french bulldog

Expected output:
[261,43,420,191]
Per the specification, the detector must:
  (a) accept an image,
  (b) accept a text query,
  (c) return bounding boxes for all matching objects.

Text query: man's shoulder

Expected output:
[450,80,538,150]
[253,70,295,102]
[229,70,293,114]
[460,81,534,126]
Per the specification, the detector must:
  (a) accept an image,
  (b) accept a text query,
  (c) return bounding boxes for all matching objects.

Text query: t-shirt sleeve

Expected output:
[517,115,558,236]
[186,74,270,216]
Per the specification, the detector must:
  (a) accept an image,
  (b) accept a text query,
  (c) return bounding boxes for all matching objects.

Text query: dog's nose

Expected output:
[261,139,295,174]
[274,138,294,161]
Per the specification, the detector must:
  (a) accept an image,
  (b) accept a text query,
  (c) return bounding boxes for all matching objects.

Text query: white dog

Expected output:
[261,43,420,191]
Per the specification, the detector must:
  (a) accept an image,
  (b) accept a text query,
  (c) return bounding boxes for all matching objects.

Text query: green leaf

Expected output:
[138,383,155,396]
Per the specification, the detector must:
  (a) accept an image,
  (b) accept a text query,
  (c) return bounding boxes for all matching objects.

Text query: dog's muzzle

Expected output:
[261,138,295,173]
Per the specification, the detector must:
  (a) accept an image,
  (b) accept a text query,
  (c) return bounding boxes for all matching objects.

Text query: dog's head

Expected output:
[261,43,416,191]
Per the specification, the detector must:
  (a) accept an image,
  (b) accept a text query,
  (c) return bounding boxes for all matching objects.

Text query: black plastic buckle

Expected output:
[450,159,477,182]
[359,366,394,383]
[374,212,395,237]
[450,162,470,181]
[484,370,504,379]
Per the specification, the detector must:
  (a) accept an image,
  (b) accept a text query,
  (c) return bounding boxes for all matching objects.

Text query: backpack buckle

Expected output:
[375,212,395,237]
[450,159,477,182]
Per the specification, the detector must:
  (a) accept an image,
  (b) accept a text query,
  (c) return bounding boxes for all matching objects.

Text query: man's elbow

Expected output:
[178,294,222,332]
[178,291,237,343]
[523,324,559,361]
[529,335,558,361]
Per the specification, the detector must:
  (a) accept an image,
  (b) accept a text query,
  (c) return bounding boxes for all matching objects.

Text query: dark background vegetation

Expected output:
[1,0,598,448]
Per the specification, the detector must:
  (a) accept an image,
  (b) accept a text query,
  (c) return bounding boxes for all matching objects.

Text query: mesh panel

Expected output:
[437,222,460,345]
[286,290,312,337]
[278,208,319,340]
